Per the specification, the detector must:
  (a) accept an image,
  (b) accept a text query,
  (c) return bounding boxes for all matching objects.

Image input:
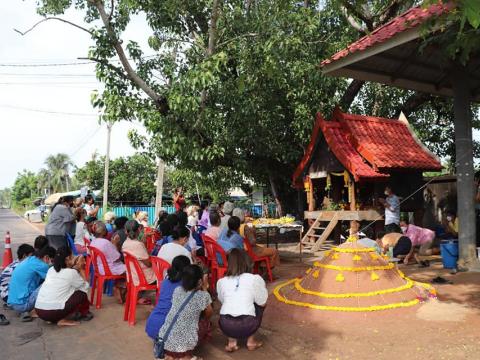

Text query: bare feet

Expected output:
[225,338,239,352]
[247,341,263,351]
[57,319,80,327]
[247,335,263,351]
[30,309,39,318]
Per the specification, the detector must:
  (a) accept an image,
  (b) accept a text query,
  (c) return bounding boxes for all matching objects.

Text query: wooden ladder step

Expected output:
[312,226,326,230]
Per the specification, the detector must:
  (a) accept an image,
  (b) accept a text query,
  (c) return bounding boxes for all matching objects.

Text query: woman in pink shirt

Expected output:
[400,219,435,266]
[204,211,222,241]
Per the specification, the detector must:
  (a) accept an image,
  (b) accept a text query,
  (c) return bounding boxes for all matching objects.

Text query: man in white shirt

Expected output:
[157,227,193,264]
[379,186,401,233]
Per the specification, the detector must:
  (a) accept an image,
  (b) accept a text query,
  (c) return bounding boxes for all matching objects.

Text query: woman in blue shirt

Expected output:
[145,255,191,339]
[217,216,244,253]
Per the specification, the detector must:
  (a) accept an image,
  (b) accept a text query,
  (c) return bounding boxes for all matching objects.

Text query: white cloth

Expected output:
[157,243,192,264]
[384,194,400,225]
[74,221,87,246]
[187,215,198,227]
[217,273,268,317]
[35,267,89,310]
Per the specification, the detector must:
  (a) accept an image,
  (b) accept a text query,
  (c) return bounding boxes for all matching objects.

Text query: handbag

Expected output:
[154,290,196,359]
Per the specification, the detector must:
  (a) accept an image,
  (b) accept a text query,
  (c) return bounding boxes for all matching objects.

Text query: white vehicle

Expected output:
[24,206,49,222]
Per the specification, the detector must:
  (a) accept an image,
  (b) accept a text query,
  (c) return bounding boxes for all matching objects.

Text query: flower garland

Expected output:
[294,278,415,298]
[331,247,375,253]
[274,279,420,312]
[313,261,394,272]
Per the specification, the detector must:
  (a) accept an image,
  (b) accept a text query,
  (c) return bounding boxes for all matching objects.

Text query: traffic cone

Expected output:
[1,231,13,270]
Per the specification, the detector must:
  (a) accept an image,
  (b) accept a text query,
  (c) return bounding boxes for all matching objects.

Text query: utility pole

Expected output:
[154,158,165,220]
[103,122,112,212]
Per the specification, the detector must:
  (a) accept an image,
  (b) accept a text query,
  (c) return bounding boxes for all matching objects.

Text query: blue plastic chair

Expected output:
[66,233,79,256]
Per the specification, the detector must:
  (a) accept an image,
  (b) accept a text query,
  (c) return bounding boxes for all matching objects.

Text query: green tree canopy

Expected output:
[11,170,38,203]
[75,153,157,203]
[29,0,480,213]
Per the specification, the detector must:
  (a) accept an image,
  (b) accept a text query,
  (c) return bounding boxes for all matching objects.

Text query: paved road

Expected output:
[0,208,42,267]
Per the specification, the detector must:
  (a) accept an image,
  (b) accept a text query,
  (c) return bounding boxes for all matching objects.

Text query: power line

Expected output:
[0,73,96,77]
[0,61,94,67]
[0,104,99,116]
[69,126,102,158]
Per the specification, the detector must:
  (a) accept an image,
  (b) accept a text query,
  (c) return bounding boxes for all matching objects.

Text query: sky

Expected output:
[0,1,150,189]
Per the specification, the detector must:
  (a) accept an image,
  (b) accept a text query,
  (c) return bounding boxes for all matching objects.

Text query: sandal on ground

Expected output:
[137,298,152,305]
[247,341,263,351]
[0,314,9,326]
[20,312,33,322]
[225,344,239,353]
[190,357,202,360]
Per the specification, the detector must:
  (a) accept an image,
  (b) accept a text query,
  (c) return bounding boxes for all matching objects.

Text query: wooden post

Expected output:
[349,179,356,211]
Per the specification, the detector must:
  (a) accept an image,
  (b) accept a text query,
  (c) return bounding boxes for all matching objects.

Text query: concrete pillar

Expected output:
[451,65,480,270]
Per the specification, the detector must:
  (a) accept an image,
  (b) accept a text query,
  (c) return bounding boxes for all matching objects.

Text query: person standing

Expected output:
[83,194,99,219]
[173,187,186,212]
[45,196,75,249]
[379,186,401,233]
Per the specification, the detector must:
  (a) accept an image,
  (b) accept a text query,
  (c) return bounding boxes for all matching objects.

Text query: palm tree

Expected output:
[44,153,74,193]
[37,168,51,196]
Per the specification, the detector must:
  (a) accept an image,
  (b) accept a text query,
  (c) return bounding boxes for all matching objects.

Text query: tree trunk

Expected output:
[269,173,284,217]
[339,79,365,110]
[451,64,480,270]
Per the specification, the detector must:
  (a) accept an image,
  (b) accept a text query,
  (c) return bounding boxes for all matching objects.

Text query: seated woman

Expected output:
[90,221,126,303]
[233,208,280,268]
[203,211,222,241]
[111,216,129,253]
[122,220,156,305]
[34,247,92,326]
[104,211,117,239]
[158,227,193,264]
[158,264,212,360]
[217,216,244,253]
[217,249,268,352]
[145,255,190,339]
[73,208,88,254]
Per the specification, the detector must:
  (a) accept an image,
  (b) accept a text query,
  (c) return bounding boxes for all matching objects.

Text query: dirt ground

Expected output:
[2,251,480,360]
[2,220,480,360]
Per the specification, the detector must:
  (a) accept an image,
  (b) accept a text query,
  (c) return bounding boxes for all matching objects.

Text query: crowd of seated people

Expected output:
[1,195,272,359]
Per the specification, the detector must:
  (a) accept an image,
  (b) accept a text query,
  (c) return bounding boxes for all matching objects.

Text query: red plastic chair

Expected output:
[144,227,160,254]
[243,238,273,282]
[150,256,171,303]
[123,252,157,326]
[202,236,228,291]
[89,246,126,309]
[84,237,92,279]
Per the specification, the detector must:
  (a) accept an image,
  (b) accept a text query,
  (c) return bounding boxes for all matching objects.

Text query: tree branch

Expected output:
[14,17,93,36]
[377,0,403,24]
[340,6,366,35]
[395,92,433,118]
[340,79,365,110]
[88,0,167,113]
[340,0,374,32]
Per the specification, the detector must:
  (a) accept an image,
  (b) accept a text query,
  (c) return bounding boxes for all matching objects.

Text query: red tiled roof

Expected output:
[321,3,451,67]
[334,110,442,171]
[292,109,442,188]
[319,115,388,182]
